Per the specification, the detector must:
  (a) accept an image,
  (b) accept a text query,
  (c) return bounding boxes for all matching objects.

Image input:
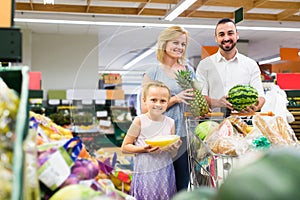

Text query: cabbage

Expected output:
[195,121,219,140]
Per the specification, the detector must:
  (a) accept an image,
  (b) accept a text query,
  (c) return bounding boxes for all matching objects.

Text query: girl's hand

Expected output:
[165,139,182,157]
[144,145,160,153]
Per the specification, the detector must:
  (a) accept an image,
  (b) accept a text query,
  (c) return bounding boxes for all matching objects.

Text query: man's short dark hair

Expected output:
[217,18,235,26]
[215,18,237,34]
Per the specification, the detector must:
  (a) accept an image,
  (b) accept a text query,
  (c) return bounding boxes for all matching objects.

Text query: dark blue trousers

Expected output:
[173,136,189,192]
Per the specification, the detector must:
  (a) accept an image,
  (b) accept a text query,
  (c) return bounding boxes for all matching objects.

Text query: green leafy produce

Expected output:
[172,186,217,200]
[195,120,219,140]
[228,84,258,111]
[50,185,101,200]
[216,148,300,200]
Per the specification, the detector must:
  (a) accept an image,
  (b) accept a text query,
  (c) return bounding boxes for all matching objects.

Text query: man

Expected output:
[196,18,265,115]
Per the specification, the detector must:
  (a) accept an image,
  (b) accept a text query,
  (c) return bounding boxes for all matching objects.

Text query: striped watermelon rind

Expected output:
[228,84,258,111]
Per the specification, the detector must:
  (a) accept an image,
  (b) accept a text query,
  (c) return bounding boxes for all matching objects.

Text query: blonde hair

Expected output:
[156,26,189,65]
[142,81,171,99]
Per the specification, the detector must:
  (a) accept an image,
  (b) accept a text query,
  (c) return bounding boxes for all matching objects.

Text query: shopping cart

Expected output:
[185,113,239,189]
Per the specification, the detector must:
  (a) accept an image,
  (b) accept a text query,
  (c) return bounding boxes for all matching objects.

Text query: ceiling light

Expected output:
[43,0,54,5]
[258,56,281,65]
[14,18,300,32]
[164,0,197,21]
[123,45,156,70]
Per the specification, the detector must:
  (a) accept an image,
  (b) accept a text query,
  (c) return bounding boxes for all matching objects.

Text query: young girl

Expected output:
[121,81,181,200]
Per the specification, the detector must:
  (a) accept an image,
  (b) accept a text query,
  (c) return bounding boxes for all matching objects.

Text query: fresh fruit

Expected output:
[175,70,209,117]
[145,135,180,148]
[228,84,258,111]
[195,120,219,140]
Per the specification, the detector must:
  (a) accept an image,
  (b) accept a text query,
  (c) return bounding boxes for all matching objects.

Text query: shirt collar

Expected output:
[216,49,239,62]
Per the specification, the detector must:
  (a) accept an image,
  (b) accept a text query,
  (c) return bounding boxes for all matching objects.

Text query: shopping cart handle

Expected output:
[230,111,274,117]
[184,111,274,118]
[184,112,224,117]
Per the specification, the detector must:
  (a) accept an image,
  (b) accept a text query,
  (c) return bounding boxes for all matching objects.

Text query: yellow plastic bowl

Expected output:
[145,135,180,148]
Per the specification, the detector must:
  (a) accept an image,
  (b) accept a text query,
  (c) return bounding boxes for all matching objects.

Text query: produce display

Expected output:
[228,84,258,111]
[145,135,180,148]
[49,184,101,200]
[0,78,20,199]
[175,70,209,116]
[28,112,134,200]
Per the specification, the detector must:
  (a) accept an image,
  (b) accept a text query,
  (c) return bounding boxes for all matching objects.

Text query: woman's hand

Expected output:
[175,89,194,104]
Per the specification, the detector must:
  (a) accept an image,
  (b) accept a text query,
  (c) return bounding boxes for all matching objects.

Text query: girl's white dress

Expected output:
[130,114,176,200]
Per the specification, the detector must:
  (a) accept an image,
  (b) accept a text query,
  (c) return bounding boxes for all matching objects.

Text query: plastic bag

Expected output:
[37,137,82,190]
[205,119,242,156]
[261,84,295,123]
[252,114,298,147]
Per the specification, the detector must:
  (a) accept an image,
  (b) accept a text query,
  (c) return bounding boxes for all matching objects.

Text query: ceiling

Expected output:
[14,0,300,72]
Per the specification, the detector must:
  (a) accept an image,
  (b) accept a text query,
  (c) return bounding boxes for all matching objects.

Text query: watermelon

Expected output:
[195,120,219,140]
[228,84,258,111]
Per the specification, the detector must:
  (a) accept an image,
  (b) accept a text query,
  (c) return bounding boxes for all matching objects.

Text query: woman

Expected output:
[142,26,195,191]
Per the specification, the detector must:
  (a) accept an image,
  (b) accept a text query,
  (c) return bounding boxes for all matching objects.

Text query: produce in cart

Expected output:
[228,84,258,112]
[195,120,219,140]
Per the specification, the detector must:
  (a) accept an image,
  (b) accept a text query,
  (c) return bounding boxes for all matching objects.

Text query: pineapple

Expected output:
[175,70,209,117]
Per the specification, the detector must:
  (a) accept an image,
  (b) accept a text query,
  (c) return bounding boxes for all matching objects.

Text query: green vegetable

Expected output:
[228,84,258,111]
[172,186,217,200]
[50,185,101,200]
[195,121,219,140]
[216,148,300,200]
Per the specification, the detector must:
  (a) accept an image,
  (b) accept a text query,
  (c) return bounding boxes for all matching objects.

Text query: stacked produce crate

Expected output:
[99,73,124,100]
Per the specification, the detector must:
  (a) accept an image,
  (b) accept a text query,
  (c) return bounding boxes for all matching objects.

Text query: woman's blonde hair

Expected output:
[156,26,189,65]
[142,81,171,100]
